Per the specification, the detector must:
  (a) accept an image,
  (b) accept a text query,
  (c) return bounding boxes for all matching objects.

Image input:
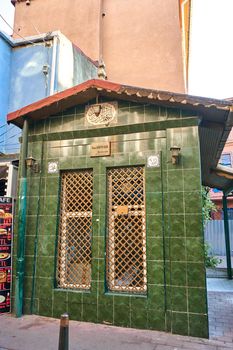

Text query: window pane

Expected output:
[106,166,147,293]
[220,153,231,167]
[57,170,93,289]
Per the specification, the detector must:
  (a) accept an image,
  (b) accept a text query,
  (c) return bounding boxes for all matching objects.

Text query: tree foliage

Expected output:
[202,186,217,226]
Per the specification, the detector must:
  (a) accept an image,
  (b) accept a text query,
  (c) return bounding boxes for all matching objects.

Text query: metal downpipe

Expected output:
[222,194,232,279]
[15,118,28,317]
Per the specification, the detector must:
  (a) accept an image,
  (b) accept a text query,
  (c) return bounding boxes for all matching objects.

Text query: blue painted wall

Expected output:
[9,44,53,112]
[0,32,98,154]
[0,34,12,153]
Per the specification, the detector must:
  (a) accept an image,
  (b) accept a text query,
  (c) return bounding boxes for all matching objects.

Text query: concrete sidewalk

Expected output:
[0,278,233,350]
[0,313,232,350]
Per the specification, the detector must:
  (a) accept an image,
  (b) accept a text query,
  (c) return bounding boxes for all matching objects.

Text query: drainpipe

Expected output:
[50,35,58,95]
[222,193,232,279]
[15,118,28,317]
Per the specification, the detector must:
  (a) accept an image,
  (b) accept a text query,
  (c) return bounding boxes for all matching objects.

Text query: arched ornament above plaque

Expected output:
[85,102,118,126]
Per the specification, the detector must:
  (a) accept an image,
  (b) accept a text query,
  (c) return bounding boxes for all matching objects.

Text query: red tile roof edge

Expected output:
[7,79,233,125]
[7,79,121,123]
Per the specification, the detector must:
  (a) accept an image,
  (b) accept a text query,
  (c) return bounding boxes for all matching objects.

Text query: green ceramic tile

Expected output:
[42,215,58,236]
[38,278,53,298]
[147,238,164,260]
[24,276,33,298]
[167,108,181,119]
[91,258,98,281]
[113,295,130,307]
[148,285,165,310]
[25,235,36,255]
[27,196,38,216]
[183,169,201,192]
[170,262,187,286]
[82,303,97,323]
[147,309,166,330]
[98,301,113,324]
[92,217,100,237]
[37,257,55,278]
[188,288,207,314]
[53,300,68,319]
[130,297,147,309]
[45,177,59,196]
[146,215,163,237]
[68,291,82,305]
[49,117,62,132]
[114,304,130,327]
[144,105,160,120]
[167,192,184,214]
[38,235,56,257]
[185,214,203,238]
[92,237,98,259]
[23,298,31,315]
[68,302,82,321]
[98,237,105,259]
[145,170,162,193]
[187,263,206,287]
[83,293,97,305]
[39,297,52,317]
[169,214,185,237]
[131,306,148,329]
[167,170,184,192]
[182,126,199,148]
[186,238,204,262]
[152,261,164,285]
[44,196,59,216]
[171,287,187,312]
[98,259,105,281]
[184,191,202,214]
[147,193,162,215]
[182,147,200,169]
[171,312,188,335]
[59,157,73,169]
[24,256,35,277]
[189,314,208,338]
[170,238,186,261]
[118,100,130,109]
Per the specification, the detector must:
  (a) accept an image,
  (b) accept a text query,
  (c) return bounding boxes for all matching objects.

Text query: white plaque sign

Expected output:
[147,155,160,168]
[48,161,59,174]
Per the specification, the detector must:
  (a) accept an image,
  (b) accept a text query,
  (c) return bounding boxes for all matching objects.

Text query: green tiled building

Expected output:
[8,79,233,338]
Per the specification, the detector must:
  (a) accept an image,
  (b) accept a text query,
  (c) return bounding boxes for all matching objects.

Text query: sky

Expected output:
[0,0,233,100]
[0,0,14,35]
[189,0,233,99]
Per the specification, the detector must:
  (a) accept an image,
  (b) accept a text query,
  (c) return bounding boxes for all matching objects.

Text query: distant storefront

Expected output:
[8,79,233,338]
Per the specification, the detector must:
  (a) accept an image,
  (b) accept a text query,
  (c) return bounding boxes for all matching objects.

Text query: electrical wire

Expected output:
[0,124,7,129]
[0,126,15,138]
[0,131,21,144]
[0,13,39,46]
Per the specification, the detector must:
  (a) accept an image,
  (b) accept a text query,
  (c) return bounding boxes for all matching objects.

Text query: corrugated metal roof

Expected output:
[7,79,233,191]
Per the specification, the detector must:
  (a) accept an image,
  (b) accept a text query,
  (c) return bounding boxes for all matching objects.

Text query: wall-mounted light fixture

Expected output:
[25,156,39,173]
[26,0,31,5]
[170,146,181,165]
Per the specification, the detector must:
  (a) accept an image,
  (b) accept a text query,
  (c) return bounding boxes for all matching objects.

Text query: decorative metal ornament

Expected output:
[147,154,160,168]
[85,102,117,126]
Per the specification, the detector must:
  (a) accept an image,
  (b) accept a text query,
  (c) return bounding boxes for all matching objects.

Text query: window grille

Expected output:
[106,166,147,293]
[57,170,93,289]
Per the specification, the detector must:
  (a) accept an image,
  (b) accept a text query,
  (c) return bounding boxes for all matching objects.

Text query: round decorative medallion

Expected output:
[147,155,160,168]
[86,102,117,125]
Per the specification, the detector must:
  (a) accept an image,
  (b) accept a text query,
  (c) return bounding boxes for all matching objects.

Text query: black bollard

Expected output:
[58,313,69,350]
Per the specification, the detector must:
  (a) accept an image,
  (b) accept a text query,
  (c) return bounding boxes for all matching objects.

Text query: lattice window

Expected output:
[106,166,147,293]
[57,170,93,290]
